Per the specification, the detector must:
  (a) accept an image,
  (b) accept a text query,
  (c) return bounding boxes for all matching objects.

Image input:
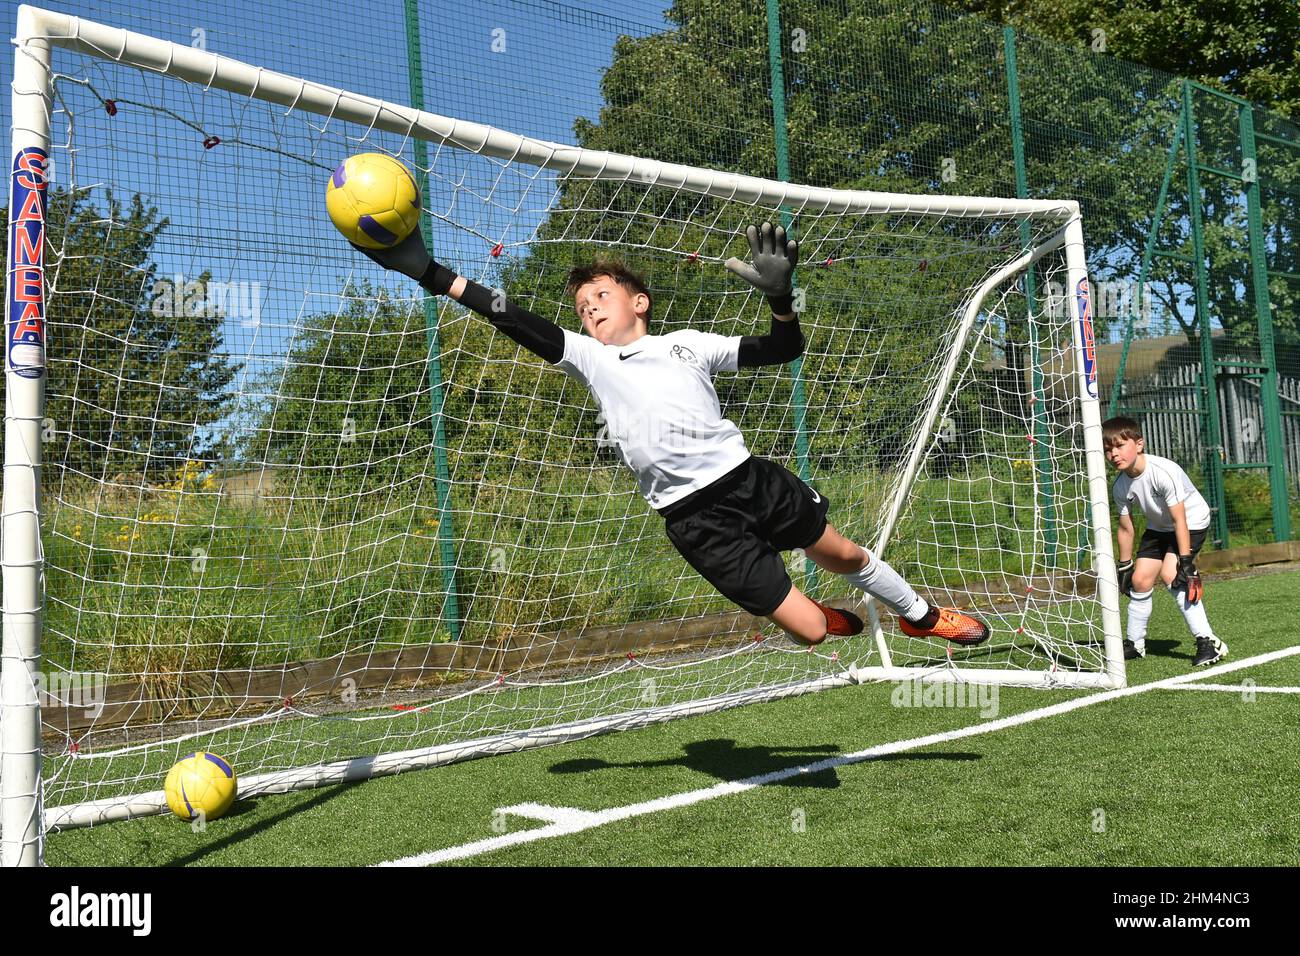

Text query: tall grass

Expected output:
[40,456,1097,683]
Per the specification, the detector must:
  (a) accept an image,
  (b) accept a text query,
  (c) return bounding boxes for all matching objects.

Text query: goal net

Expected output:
[2,6,1122,864]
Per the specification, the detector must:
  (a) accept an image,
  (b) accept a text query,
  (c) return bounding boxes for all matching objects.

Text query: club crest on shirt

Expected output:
[669,343,700,367]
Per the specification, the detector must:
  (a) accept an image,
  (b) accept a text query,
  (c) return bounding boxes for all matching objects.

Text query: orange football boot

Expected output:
[898,606,989,647]
[812,601,864,637]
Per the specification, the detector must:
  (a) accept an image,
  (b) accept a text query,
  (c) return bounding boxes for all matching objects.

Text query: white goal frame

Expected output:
[2,4,1124,866]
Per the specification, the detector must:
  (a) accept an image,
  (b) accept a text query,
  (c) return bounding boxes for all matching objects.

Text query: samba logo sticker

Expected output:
[1075,276,1097,400]
[8,146,48,380]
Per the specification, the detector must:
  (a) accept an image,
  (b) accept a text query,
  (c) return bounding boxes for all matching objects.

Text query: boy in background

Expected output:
[1102,416,1226,667]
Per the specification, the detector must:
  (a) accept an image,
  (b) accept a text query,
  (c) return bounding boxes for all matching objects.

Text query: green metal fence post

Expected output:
[404,0,462,640]
[1003,26,1058,566]
[1239,103,1292,541]
[765,0,816,583]
[1182,80,1230,546]
[1109,119,1183,418]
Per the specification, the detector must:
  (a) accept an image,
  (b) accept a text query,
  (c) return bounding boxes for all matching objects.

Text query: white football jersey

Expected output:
[557,327,750,510]
[1111,453,1212,533]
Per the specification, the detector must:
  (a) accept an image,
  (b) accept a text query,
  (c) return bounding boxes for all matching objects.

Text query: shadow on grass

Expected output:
[162,783,354,867]
[1142,638,1189,662]
[549,738,980,789]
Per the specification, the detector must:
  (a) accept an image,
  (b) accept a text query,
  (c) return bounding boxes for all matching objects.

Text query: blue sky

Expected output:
[1,0,677,401]
[2,0,1197,384]
[2,0,675,143]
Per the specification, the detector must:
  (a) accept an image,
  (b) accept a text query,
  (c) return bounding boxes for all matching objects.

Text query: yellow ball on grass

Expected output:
[164,752,237,822]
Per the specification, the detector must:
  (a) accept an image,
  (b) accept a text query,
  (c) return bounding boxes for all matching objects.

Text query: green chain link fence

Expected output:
[7,0,1297,557]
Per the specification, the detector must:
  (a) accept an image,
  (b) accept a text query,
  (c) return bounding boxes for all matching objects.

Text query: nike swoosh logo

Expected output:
[619,351,643,361]
[810,489,821,503]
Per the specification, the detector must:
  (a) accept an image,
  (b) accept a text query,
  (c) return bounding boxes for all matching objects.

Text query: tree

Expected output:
[264,0,1297,487]
[948,0,1300,121]
[236,276,601,495]
[1,187,243,485]
[946,0,1300,370]
[485,0,1180,468]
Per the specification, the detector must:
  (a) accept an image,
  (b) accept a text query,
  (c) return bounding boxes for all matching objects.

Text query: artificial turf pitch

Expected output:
[47,569,1300,867]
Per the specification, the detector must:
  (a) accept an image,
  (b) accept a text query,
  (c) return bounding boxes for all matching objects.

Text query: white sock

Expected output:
[1171,586,1214,638]
[841,546,928,621]
[1126,587,1153,648]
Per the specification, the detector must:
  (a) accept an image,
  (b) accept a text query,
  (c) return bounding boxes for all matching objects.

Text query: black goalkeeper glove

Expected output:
[1173,554,1203,604]
[724,221,799,315]
[349,226,455,295]
[1116,559,1134,598]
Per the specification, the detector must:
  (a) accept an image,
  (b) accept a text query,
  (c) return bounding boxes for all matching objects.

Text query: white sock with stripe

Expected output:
[1171,586,1214,638]
[841,546,928,621]
[1127,587,1153,652]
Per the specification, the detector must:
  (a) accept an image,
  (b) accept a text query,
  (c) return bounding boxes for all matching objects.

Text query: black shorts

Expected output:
[1136,526,1209,561]
[660,455,831,617]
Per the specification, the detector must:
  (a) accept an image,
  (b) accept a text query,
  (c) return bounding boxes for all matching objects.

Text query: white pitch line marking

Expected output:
[375,645,1300,867]
[498,803,604,825]
[1162,683,1300,694]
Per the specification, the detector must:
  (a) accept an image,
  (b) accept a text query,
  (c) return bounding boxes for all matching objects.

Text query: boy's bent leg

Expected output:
[1125,556,1162,660]
[803,522,870,574]
[768,582,862,646]
[1131,557,1164,592]
[1156,532,1222,664]
[1159,552,1180,587]
[818,531,989,647]
[1171,583,1225,665]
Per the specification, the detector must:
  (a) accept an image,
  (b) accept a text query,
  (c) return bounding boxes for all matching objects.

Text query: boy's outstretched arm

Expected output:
[726,222,805,367]
[351,229,563,364]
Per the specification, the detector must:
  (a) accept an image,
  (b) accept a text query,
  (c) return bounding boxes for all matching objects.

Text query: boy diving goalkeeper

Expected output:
[350,222,989,648]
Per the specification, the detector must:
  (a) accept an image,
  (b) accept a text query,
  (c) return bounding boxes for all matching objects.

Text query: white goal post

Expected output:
[2,5,1123,866]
